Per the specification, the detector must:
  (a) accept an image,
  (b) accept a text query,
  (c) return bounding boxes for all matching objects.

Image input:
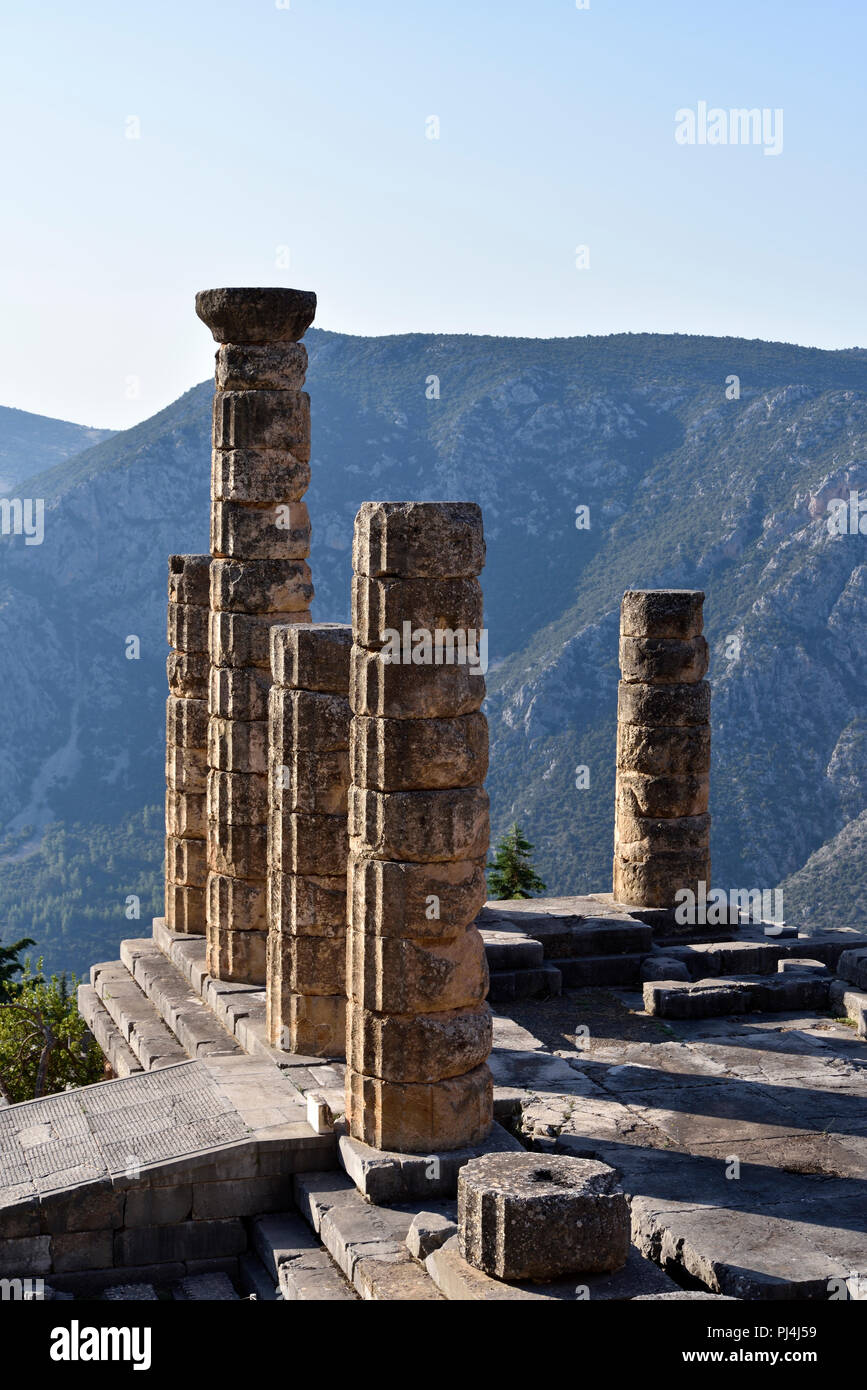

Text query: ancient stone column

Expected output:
[266,622,352,1055]
[195,287,317,983]
[613,589,711,908]
[165,554,210,932]
[346,501,493,1154]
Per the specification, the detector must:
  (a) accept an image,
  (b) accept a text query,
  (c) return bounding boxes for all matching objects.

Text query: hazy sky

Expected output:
[1,0,864,428]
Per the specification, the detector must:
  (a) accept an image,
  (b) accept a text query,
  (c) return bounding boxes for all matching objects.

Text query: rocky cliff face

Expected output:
[0,331,864,972]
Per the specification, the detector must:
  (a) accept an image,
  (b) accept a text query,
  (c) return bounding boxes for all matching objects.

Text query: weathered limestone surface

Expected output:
[165,555,210,934]
[346,502,493,1154]
[196,287,316,984]
[267,623,352,1055]
[613,590,711,908]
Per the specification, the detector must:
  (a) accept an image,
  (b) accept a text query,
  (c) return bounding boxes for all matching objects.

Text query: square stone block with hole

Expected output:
[212,447,310,505]
[348,1003,492,1084]
[210,610,311,669]
[207,922,267,985]
[458,1153,630,1280]
[211,556,313,615]
[167,696,208,750]
[209,717,269,775]
[211,498,311,562]
[346,1062,492,1154]
[212,389,311,457]
[210,665,271,722]
[207,769,269,825]
[207,820,268,879]
[349,786,489,863]
[270,622,352,693]
[347,926,488,1014]
[617,680,710,728]
[350,645,485,720]
[350,713,488,791]
[166,789,206,839]
[167,650,209,699]
[268,871,347,936]
[352,501,485,580]
[348,854,486,939]
[351,575,483,650]
[620,589,704,641]
[166,834,207,888]
[169,553,210,607]
[207,870,268,932]
[168,602,209,654]
[216,341,307,392]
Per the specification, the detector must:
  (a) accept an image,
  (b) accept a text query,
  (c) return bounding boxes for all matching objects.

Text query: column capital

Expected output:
[196,287,316,344]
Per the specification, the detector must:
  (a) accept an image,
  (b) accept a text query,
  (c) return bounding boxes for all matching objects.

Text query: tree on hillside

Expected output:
[487,823,547,900]
[0,959,104,1105]
[0,933,35,1001]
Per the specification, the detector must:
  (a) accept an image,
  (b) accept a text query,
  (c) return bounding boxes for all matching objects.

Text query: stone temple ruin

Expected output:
[2,288,867,1302]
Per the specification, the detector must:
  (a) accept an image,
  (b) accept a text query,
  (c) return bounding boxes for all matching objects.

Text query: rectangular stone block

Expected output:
[350,713,487,791]
[165,744,207,794]
[207,821,268,879]
[211,502,313,562]
[620,635,708,685]
[271,688,351,754]
[348,1003,491,1083]
[167,650,209,699]
[617,680,710,727]
[114,1219,247,1268]
[168,553,210,607]
[166,789,206,840]
[210,609,311,669]
[271,749,350,815]
[51,1228,114,1273]
[346,1062,492,1154]
[168,601,209,654]
[350,645,485,719]
[207,870,268,932]
[216,341,307,393]
[268,872,348,937]
[272,811,349,877]
[270,622,352,693]
[212,389,311,457]
[212,448,310,504]
[211,556,313,614]
[347,854,486,940]
[209,665,271,722]
[347,925,488,1013]
[616,722,710,777]
[352,501,485,580]
[209,717,269,775]
[349,786,489,863]
[166,696,208,749]
[279,991,346,1056]
[620,590,704,640]
[207,769,269,825]
[165,882,207,934]
[207,923,267,984]
[274,932,346,996]
[351,576,483,650]
[616,772,709,819]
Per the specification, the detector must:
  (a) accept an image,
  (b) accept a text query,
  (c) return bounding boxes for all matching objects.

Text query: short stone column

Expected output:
[346,501,493,1154]
[613,589,711,908]
[195,287,317,983]
[266,622,352,1055]
[165,554,210,933]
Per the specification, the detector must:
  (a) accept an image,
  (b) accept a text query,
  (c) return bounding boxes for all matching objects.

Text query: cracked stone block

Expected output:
[167,650,209,699]
[210,610,311,669]
[209,665,271,722]
[208,717,269,775]
[617,680,710,728]
[349,786,489,863]
[347,926,489,1014]
[212,447,310,504]
[212,390,311,457]
[616,723,710,777]
[458,1153,629,1280]
[167,601,209,654]
[352,501,485,580]
[168,553,211,607]
[350,645,485,720]
[619,635,709,685]
[348,1003,492,1083]
[616,773,709,819]
[406,1212,457,1261]
[211,499,311,561]
[348,855,487,940]
[346,1062,493,1154]
[350,713,488,791]
[207,871,268,932]
[270,621,352,693]
[216,341,307,392]
[166,789,206,840]
[167,696,208,749]
[620,589,705,640]
[211,556,313,615]
[351,575,483,650]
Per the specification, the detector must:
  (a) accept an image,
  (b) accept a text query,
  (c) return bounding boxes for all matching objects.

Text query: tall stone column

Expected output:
[346,501,493,1154]
[165,554,210,932]
[613,589,711,908]
[195,287,317,983]
[267,622,352,1055]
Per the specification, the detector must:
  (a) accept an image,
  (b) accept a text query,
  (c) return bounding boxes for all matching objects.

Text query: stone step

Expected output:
[644,972,832,1020]
[829,980,867,1038]
[488,963,561,1003]
[120,937,243,1061]
[659,936,855,979]
[479,909,652,959]
[553,954,645,988]
[250,1210,357,1301]
[238,1251,280,1301]
[292,1171,444,1300]
[90,960,189,1070]
[837,947,867,992]
[77,983,143,1078]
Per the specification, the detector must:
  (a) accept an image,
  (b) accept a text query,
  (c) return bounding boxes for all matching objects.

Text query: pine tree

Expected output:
[487,823,546,900]
[0,934,35,1001]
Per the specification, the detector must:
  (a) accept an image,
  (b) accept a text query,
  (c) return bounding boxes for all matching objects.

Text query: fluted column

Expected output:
[165,554,210,932]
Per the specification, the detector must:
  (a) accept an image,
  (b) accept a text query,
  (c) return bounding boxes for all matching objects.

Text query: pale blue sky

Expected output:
[1,0,864,428]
